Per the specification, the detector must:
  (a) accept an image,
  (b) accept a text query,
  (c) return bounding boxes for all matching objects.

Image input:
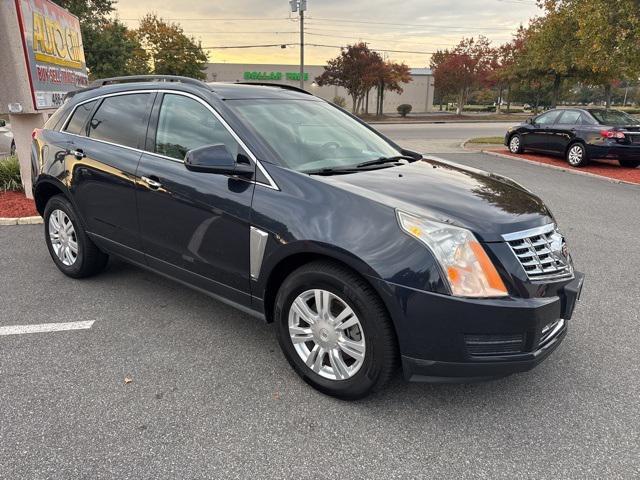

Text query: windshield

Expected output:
[226,99,401,172]
[589,109,640,126]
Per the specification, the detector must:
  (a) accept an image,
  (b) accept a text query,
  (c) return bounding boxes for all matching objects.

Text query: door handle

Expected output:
[69,149,85,159]
[141,176,162,189]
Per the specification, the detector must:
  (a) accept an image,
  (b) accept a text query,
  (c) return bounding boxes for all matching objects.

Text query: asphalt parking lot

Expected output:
[1,150,639,479]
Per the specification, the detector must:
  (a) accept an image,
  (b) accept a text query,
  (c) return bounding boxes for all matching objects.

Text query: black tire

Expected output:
[619,159,640,168]
[508,133,524,154]
[44,195,108,278]
[274,261,398,400]
[566,142,589,167]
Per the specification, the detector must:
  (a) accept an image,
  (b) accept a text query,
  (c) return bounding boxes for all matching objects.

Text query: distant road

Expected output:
[374,122,512,153]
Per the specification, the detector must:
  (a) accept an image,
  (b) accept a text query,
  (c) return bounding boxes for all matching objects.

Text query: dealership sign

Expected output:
[15,0,88,109]
[243,71,309,81]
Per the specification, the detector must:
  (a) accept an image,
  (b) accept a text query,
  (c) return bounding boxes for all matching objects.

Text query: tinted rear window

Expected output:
[64,100,97,135]
[589,110,640,126]
[558,110,581,124]
[88,94,150,148]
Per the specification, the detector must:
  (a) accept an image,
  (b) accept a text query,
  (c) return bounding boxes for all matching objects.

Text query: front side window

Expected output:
[226,99,401,172]
[535,110,562,125]
[64,100,97,135]
[155,94,240,160]
[88,94,150,148]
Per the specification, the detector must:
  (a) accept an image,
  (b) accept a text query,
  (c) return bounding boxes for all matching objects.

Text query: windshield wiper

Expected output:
[304,167,360,176]
[356,155,417,168]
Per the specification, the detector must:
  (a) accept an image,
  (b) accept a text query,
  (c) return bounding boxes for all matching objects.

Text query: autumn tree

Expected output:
[316,43,382,114]
[374,61,412,116]
[489,27,527,112]
[135,15,208,80]
[430,37,494,115]
[82,20,150,79]
[539,0,640,108]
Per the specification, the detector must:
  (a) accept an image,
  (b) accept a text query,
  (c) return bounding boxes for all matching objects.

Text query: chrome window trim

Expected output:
[59,89,279,190]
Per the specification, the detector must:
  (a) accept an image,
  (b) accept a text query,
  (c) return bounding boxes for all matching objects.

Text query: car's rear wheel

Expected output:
[618,159,640,168]
[44,195,108,278]
[274,261,397,400]
[508,134,524,154]
[566,143,589,167]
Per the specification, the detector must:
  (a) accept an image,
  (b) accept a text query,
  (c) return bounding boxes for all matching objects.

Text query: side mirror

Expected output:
[525,117,534,125]
[184,144,254,177]
[0,120,5,127]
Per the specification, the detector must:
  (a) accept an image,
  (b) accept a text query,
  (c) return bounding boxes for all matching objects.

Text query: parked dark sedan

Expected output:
[505,108,640,167]
[31,76,583,399]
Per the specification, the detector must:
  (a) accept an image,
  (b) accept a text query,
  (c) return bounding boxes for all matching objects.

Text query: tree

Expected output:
[430,37,494,115]
[489,27,527,112]
[316,43,382,114]
[82,20,150,79]
[136,15,208,80]
[523,8,582,108]
[541,0,640,108]
[374,61,412,116]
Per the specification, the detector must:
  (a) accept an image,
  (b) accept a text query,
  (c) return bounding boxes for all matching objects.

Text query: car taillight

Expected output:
[600,129,625,139]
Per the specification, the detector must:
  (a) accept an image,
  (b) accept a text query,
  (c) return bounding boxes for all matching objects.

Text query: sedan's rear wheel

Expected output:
[566,143,589,167]
[274,261,397,400]
[509,134,524,154]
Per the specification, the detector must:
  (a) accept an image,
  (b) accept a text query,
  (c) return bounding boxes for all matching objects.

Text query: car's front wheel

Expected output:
[508,134,524,154]
[566,143,589,167]
[619,159,640,168]
[274,261,397,400]
[44,195,109,278]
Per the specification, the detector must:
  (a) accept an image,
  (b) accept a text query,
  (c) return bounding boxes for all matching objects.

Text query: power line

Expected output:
[305,31,456,48]
[306,17,521,32]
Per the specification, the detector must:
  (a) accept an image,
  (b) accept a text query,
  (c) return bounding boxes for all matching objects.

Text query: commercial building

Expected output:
[205,63,434,114]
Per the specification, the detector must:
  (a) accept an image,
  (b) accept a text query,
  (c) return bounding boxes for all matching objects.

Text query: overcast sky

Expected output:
[116,0,541,67]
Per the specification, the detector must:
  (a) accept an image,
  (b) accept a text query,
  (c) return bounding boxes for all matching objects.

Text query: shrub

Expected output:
[397,104,412,117]
[0,155,22,192]
[332,96,347,108]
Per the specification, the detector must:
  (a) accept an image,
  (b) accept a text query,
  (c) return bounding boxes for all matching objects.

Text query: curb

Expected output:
[0,216,43,226]
[480,149,640,187]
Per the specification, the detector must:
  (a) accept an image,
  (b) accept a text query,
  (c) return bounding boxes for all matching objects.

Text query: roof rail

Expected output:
[90,75,210,88]
[234,82,312,95]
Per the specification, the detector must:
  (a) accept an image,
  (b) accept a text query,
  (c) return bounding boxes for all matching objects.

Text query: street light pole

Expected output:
[290,0,307,90]
[299,6,304,90]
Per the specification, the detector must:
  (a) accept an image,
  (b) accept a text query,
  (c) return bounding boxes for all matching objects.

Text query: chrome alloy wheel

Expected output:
[509,135,520,153]
[568,145,584,165]
[49,209,78,266]
[288,289,366,381]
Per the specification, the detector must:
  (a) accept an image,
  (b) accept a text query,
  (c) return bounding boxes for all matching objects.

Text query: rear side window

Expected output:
[64,100,97,135]
[88,94,150,148]
[558,110,581,125]
[154,94,239,160]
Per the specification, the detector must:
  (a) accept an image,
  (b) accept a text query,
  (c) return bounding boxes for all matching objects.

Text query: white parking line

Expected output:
[0,320,95,336]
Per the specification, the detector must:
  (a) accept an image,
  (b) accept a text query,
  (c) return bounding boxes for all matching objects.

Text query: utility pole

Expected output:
[290,0,307,89]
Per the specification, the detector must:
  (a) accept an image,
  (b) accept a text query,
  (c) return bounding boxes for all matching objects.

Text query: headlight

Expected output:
[397,210,508,298]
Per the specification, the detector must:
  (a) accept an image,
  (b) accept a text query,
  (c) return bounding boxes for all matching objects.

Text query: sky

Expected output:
[115,0,541,67]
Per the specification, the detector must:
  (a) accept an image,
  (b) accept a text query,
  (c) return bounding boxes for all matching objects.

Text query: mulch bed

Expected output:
[487,148,640,185]
[0,191,39,218]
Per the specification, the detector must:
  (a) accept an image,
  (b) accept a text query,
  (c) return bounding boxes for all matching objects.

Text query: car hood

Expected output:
[320,157,554,242]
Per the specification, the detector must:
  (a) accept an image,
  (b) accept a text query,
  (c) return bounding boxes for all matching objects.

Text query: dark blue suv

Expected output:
[32,76,584,399]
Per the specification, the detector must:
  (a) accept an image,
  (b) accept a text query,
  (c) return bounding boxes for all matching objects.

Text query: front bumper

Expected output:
[374,272,584,383]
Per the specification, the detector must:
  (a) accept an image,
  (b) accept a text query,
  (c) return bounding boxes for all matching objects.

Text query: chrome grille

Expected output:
[503,224,572,280]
